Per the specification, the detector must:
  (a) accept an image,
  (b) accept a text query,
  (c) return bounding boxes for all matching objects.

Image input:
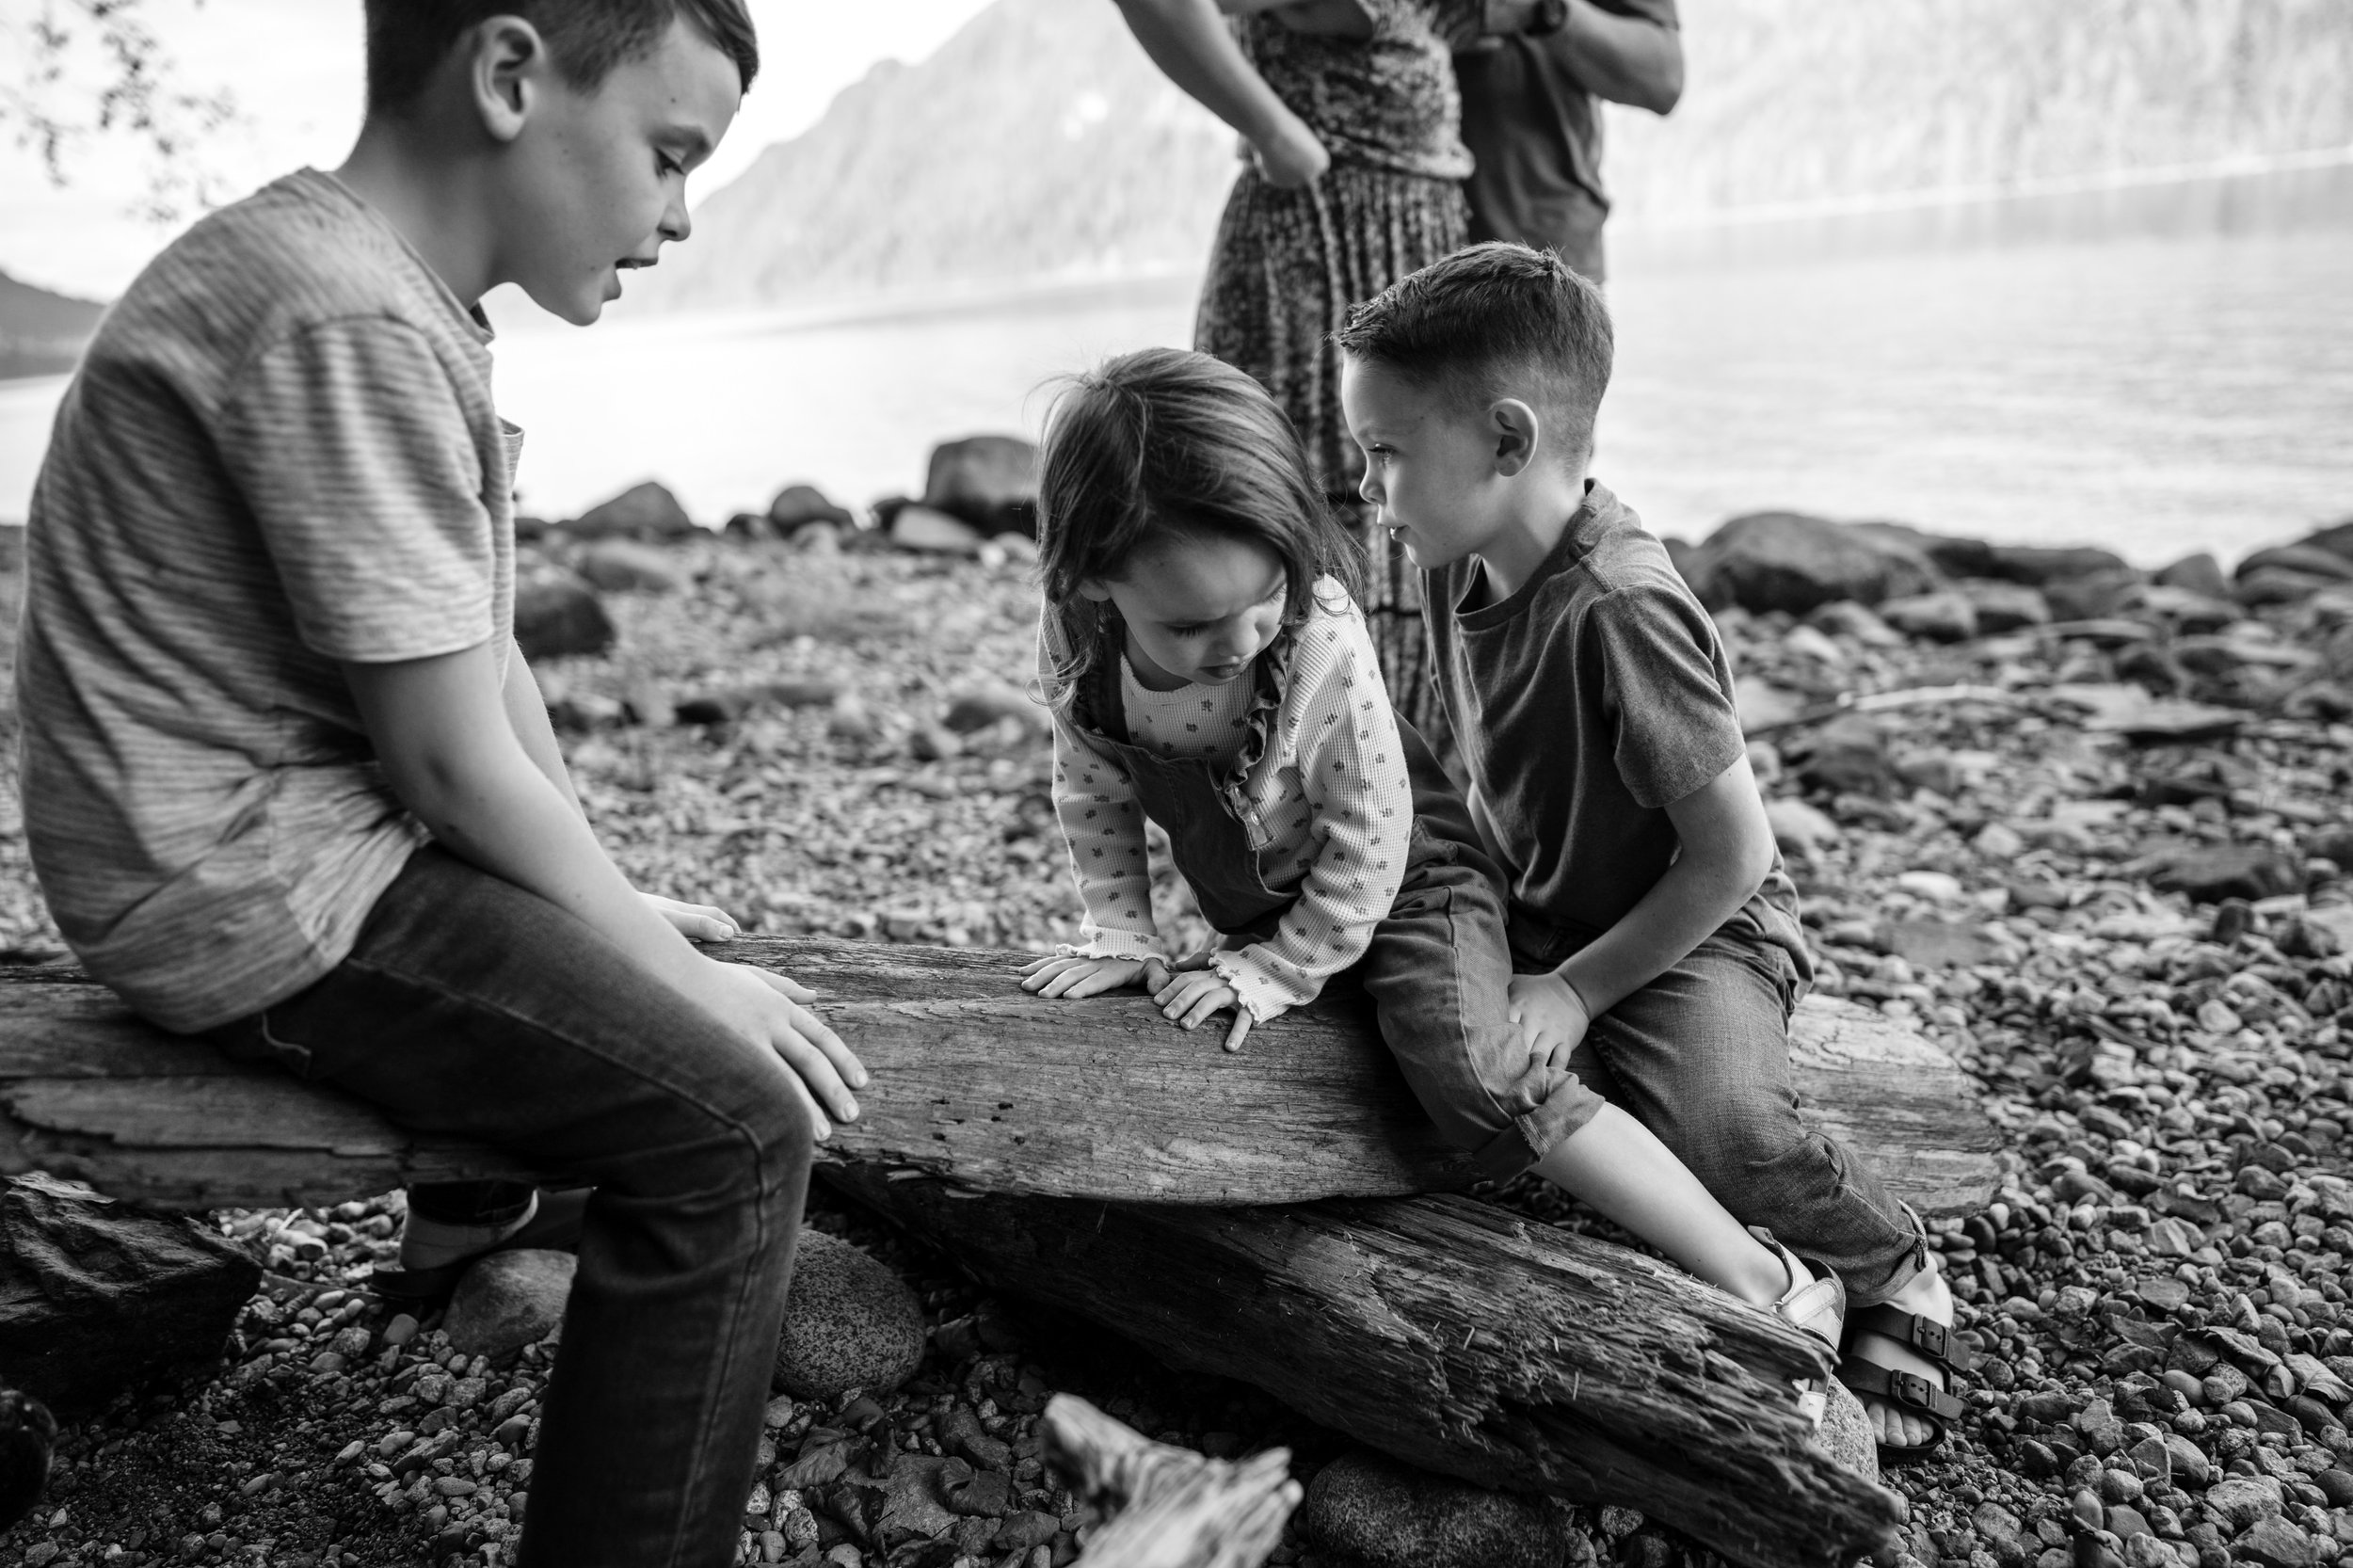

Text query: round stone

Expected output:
[772,1232,924,1399]
[443,1250,576,1361]
[1299,1448,1583,1568]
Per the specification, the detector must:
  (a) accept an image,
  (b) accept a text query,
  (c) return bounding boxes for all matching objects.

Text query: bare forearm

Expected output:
[399,748,703,994]
[501,642,584,816]
[1491,0,1683,113]
[1557,850,1757,1014]
[1113,0,1312,147]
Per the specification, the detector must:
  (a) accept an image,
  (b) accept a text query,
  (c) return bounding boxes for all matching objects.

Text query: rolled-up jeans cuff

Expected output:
[1848,1201,1934,1307]
[407,1178,537,1227]
[1469,1079,1608,1182]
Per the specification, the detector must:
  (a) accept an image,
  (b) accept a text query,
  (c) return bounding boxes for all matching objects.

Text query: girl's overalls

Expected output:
[1066,607,1604,1178]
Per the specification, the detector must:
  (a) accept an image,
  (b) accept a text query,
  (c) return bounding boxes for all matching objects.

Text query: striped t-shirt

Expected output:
[16,168,518,1032]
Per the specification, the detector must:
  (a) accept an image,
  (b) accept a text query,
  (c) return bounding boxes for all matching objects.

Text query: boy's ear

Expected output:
[1488,399,1541,479]
[1076,581,1115,604]
[467,16,552,145]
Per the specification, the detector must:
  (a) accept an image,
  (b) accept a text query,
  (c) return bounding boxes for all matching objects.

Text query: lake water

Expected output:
[4,158,2348,566]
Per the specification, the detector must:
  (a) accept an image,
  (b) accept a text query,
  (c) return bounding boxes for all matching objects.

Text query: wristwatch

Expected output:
[1529,0,1570,35]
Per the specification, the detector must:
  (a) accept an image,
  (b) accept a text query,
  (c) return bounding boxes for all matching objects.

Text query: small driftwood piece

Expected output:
[1046,1395,1299,1568]
[0,939,1995,1215]
[832,1171,1902,1568]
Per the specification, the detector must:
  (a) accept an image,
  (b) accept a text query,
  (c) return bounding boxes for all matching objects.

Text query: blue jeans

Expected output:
[1515,919,1928,1304]
[206,847,811,1568]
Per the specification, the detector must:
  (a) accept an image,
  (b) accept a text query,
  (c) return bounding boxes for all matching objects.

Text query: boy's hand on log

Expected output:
[645,892,742,942]
[690,960,868,1141]
[1508,971,1592,1071]
[1153,969,1256,1053]
[1018,954,1173,1000]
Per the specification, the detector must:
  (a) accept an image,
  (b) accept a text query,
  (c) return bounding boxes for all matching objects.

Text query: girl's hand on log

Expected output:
[1153,969,1256,1052]
[1018,954,1170,1000]
[1508,970,1592,1071]
[645,892,742,942]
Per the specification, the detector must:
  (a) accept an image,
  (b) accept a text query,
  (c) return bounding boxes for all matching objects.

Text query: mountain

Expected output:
[631,0,2353,313]
[630,0,1238,313]
[0,269,105,379]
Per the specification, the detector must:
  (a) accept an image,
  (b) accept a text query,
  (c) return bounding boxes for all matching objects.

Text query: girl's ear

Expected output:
[1076,580,1114,603]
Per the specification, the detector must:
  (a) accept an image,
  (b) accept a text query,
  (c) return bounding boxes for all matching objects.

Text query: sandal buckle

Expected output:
[1889,1369,1936,1409]
[1913,1320,1949,1360]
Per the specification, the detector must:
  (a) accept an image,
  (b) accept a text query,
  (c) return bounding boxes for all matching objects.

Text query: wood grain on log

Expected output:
[0,938,1995,1215]
[834,1170,1902,1568]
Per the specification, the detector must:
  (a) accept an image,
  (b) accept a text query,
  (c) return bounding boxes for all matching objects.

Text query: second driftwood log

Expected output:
[832,1170,1902,1568]
[0,936,1996,1215]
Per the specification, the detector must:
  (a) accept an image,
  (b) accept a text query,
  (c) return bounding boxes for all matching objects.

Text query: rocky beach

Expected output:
[5,469,2353,1568]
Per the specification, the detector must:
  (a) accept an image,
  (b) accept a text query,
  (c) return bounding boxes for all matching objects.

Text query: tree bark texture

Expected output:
[832,1169,1903,1568]
[0,937,1996,1215]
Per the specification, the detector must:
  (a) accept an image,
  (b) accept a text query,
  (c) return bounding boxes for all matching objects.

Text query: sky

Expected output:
[0,0,997,297]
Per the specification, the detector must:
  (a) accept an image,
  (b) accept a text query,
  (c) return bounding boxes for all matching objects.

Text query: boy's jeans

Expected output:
[1514,920,1929,1304]
[205,847,810,1568]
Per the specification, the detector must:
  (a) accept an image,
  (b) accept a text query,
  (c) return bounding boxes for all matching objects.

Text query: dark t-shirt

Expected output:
[1425,481,1808,971]
[1453,0,1679,283]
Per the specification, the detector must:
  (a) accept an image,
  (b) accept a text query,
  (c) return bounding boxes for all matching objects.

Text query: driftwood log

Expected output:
[833,1170,1902,1568]
[0,936,1996,1215]
[1047,1395,1300,1568]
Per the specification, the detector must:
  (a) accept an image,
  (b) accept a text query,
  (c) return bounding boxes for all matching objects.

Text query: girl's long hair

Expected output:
[1034,347,1363,710]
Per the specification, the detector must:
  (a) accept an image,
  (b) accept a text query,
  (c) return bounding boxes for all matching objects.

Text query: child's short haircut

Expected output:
[365,0,760,112]
[1336,242,1614,465]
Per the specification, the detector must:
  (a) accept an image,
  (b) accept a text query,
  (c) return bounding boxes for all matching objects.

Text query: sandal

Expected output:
[1837,1302,1972,1461]
[368,1187,591,1309]
[1751,1227,1845,1428]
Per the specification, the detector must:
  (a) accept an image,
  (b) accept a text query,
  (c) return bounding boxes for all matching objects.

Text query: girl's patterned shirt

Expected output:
[1043,583,1412,1023]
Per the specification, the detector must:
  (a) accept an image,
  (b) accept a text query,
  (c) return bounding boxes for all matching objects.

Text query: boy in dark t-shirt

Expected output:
[1337,243,1968,1458]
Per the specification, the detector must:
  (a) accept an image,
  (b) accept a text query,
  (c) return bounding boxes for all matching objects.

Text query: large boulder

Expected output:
[2044,568,2145,622]
[1851,521,1996,580]
[444,1249,575,1361]
[1984,544,2133,586]
[2300,519,2353,561]
[568,480,695,540]
[1877,591,1978,643]
[0,1174,260,1417]
[767,484,856,536]
[921,435,1038,539]
[1960,579,2052,632]
[578,538,688,595]
[514,572,616,661]
[2155,552,2232,600]
[1688,513,1939,615]
[889,504,984,556]
[772,1232,925,1400]
[2237,543,2353,584]
[1298,1448,1582,1568]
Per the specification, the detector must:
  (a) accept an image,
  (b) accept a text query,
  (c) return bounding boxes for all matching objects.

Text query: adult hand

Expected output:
[1153,968,1255,1052]
[1257,120,1331,188]
[645,892,742,942]
[689,960,868,1142]
[1508,969,1592,1071]
[1018,954,1174,1000]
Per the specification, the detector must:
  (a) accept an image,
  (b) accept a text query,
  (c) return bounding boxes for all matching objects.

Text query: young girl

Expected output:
[1016,346,1848,1413]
